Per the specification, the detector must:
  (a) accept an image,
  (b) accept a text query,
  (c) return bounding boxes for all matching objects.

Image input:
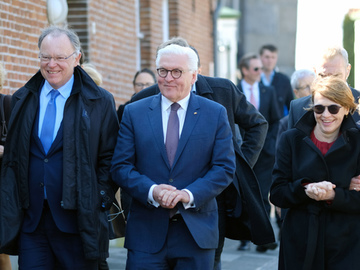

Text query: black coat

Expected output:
[0,66,119,259]
[270,111,360,270]
[129,74,275,245]
[261,71,294,117]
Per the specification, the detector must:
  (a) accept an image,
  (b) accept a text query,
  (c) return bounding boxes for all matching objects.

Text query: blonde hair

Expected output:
[81,63,102,86]
[311,76,358,114]
[0,63,6,91]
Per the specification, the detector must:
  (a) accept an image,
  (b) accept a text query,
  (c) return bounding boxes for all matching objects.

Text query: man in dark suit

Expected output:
[260,44,294,117]
[111,44,236,269]
[0,26,119,269]
[288,46,360,128]
[237,53,281,252]
[129,38,275,270]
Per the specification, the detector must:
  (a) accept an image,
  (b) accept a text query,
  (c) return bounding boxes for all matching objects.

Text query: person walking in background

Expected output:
[0,25,118,269]
[117,68,156,122]
[277,69,316,145]
[271,76,360,270]
[237,53,281,253]
[288,46,360,128]
[127,37,275,270]
[111,44,236,269]
[0,63,12,270]
[260,44,294,117]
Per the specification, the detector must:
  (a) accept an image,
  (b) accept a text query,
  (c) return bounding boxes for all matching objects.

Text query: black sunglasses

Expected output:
[313,104,342,114]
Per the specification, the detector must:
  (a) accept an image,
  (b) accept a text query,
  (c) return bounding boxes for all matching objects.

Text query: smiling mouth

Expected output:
[48,71,60,74]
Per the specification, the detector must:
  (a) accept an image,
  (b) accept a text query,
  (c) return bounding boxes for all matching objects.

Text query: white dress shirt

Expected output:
[148,92,195,209]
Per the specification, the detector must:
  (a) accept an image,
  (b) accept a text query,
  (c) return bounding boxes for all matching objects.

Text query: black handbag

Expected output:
[0,94,8,143]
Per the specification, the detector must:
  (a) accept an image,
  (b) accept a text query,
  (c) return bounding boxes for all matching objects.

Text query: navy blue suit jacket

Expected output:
[111,93,235,253]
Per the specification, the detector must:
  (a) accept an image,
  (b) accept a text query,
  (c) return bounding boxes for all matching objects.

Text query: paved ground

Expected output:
[10,218,280,270]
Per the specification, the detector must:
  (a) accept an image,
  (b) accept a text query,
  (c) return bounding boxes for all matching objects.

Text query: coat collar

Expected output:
[19,66,103,101]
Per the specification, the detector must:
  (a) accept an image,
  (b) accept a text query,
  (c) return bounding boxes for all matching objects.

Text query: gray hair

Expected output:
[38,25,81,57]
[290,69,316,90]
[156,44,198,73]
[319,46,350,66]
[0,63,6,91]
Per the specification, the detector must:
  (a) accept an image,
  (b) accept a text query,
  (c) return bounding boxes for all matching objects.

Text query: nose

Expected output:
[322,107,331,116]
[48,58,57,66]
[164,71,173,81]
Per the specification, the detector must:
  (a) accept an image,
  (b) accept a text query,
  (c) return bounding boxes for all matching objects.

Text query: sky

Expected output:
[295,0,360,70]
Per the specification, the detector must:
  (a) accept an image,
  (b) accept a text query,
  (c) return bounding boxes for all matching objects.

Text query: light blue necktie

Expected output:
[40,90,60,154]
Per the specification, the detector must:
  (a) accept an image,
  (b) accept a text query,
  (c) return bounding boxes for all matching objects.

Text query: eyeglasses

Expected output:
[297,85,311,91]
[134,83,154,89]
[313,104,342,114]
[39,51,76,63]
[157,68,184,79]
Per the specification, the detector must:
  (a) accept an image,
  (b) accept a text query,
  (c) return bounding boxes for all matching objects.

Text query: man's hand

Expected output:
[153,185,190,209]
[349,175,360,191]
[305,181,336,201]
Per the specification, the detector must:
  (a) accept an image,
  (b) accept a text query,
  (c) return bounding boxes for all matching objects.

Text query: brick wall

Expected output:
[87,0,137,105]
[0,0,215,106]
[0,0,48,94]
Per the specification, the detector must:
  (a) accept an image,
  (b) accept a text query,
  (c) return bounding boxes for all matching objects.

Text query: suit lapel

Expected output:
[172,93,200,168]
[147,94,170,168]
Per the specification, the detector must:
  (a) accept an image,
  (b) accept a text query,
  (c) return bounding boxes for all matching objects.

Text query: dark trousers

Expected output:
[19,207,98,270]
[126,217,215,270]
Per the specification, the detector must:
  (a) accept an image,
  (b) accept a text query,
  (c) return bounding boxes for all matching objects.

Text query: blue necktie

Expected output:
[40,90,60,154]
[165,103,180,167]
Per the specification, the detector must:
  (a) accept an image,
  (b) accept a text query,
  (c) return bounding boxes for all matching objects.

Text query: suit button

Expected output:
[44,158,48,163]
[39,182,44,187]
[169,178,174,183]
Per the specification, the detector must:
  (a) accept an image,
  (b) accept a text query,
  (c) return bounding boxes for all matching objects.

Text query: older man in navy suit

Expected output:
[111,44,235,269]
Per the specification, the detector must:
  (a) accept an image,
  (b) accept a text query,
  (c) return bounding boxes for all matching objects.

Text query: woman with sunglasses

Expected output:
[270,76,360,270]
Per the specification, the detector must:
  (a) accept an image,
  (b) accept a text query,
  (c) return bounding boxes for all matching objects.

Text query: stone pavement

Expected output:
[10,218,280,270]
[107,237,279,270]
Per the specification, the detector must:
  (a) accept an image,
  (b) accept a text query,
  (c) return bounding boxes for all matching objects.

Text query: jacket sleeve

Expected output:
[232,83,268,167]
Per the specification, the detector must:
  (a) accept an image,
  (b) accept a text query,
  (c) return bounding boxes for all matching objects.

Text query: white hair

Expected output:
[156,44,198,73]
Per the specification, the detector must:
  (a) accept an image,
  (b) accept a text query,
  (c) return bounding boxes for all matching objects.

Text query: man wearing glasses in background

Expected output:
[236,53,281,253]
[0,25,118,269]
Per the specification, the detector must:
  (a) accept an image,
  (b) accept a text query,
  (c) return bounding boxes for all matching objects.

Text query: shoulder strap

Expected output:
[0,94,8,142]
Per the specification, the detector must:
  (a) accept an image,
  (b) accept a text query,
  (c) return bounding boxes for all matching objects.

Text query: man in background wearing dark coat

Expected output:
[0,26,118,269]
[126,37,275,270]
[260,44,294,117]
[237,53,281,252]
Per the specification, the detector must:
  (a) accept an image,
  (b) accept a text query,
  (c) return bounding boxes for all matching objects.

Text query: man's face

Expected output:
[315,55,351,82]
[157,54,196,102]
[260,49,278,72]
[242,58,263,85]
[39,34,81,89]
[293,75,315,99]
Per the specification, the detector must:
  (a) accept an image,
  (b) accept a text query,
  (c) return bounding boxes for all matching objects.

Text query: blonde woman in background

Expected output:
[0,63,12,270]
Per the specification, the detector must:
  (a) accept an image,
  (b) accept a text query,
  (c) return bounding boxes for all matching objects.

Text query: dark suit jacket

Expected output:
[288,87,360,129]
[111,93,236,253]
[127,74,275,245]
[261,71,294,117]
[237,82,281,157]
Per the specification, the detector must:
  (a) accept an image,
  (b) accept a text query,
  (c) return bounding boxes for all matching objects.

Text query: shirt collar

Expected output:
[162,92,191,112]
[43,75,74,99]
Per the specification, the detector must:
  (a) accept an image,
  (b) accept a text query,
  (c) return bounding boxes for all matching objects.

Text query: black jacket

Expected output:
[271,111,360,269]
[0,66,119,259]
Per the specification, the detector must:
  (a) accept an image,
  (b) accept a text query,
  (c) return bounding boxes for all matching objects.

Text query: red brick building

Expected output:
[0,0,216,106]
